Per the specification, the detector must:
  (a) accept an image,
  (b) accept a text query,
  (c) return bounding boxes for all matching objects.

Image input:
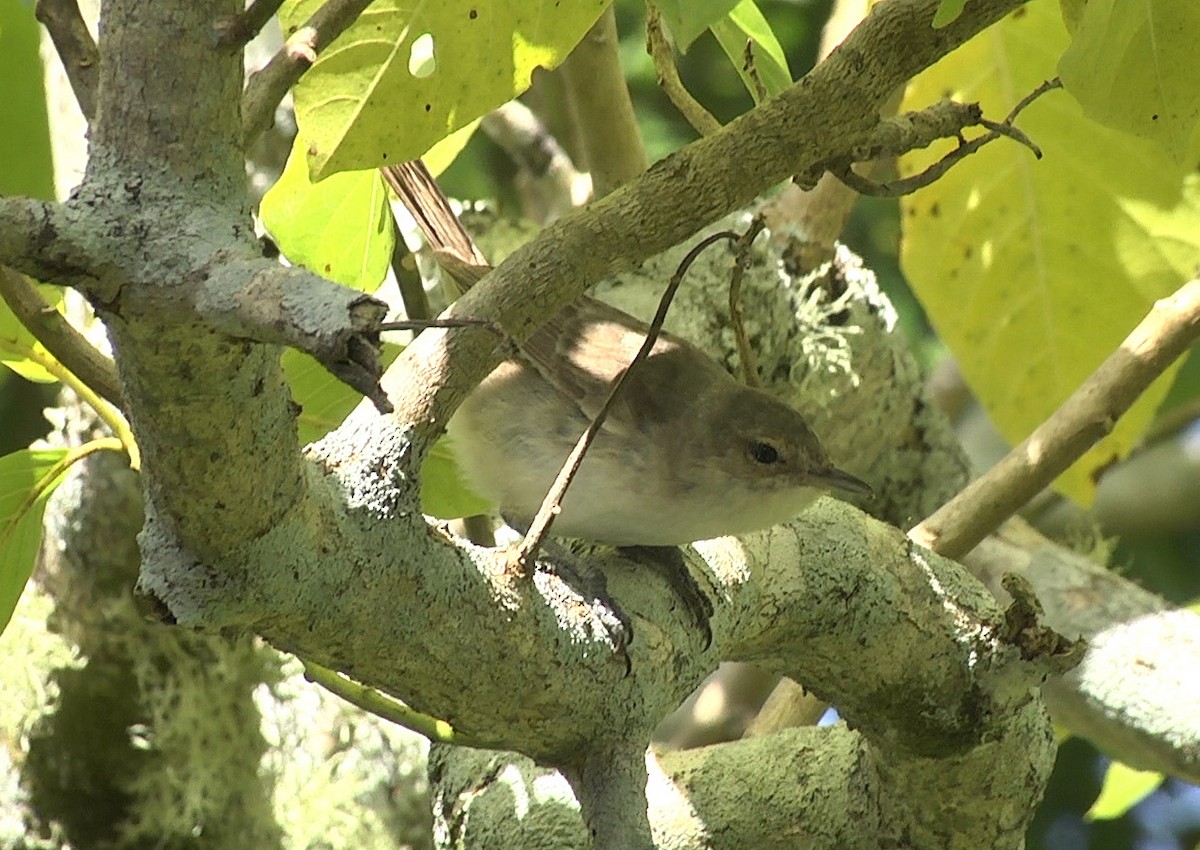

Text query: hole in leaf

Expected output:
[409,33,436,79]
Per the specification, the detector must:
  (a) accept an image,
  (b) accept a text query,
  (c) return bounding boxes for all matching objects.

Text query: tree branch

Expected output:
[558,5,650,197]
[0,196,108,291]
[645,4,722,137]
[35,0,99,122]
[214,0,284,48]
[0,266,122,407]
[241,0,375,145]
[966,519,1200,783]
[480,100,588,224]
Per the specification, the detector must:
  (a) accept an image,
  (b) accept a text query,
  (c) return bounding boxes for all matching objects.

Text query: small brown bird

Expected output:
[386,162,870,546]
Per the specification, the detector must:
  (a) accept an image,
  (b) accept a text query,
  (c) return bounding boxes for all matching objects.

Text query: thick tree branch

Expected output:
[966,519,1200,783]
[0,196,108,291]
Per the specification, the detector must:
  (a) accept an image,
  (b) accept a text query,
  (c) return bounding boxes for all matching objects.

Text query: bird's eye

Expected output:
[749,441,781,465]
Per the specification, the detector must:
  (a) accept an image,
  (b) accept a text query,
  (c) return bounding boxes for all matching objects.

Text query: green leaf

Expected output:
[899,0,1200,505]
[932,0,971,28]
[710,1,792,102]
[655,0,741,50]
[0,448,70,636]
[1085,761,1164,820]
[0,0,54,200]
[422,118,483,177]
[1058,0,1200,167]
[280,0,610,178]
[260,137,394,292]
[0,284,65,384]
[421,436,492,519]
[283,345,403,444]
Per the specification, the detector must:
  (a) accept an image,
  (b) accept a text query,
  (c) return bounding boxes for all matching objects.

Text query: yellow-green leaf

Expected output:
[1085,761,1163,821]
[900,0,1200,505]
[710,0,792,102]
[1,448,70,636]
[655,0,740,50]
[422,118,483,177]
[280,0,609,178]
[284,345,402,444]
[0,283,64,384]
[260,137,394,292]
[1058,0,1200,167]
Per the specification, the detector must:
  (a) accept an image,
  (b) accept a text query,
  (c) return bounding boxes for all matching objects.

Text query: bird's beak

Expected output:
[814,466,873,498]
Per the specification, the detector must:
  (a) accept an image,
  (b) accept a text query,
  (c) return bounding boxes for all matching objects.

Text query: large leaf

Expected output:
[280,0,609,178]
[1058,0,1200,167]
[900,0,1200,505]
[654,0,741,49]
[710,1,792,102]
[261,136,394,292]
[0,0,54,200]
[0,448,70,636]
[261,118,479,294]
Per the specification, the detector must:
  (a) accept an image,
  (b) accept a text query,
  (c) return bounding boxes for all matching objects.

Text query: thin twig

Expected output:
[391,219,433,326]
[512,230,741,570]
[213,0,285,48]
[241,0,375,145]
[378,317,496,332]
[0,266,123,407]
[645,4,722,137]
[977,118,1041,157]
[1004,77,1062,124]
[728,215,767,386]
[910,278,1200,561]
[35,0,99,122]
[742,40,768,104]
[829,81,1056,197]
[302,659,467,744]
